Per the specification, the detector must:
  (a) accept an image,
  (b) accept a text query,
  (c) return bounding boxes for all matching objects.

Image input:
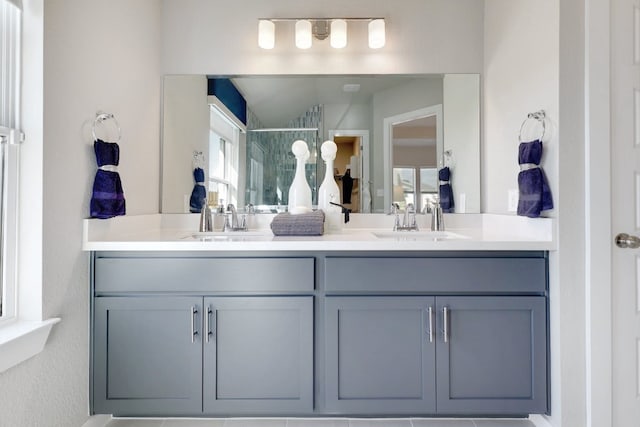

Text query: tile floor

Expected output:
[99,418,536,427]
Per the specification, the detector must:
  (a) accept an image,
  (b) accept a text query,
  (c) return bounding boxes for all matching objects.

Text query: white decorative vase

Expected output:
[318,140,341,211]
[318,140,342,230]
[288,140,313,214]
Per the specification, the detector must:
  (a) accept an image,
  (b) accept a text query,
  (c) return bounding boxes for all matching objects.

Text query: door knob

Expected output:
[615,233,640,248]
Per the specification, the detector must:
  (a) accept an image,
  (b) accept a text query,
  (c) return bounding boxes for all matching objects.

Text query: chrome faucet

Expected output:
[222,203,251,232]
[392,203,419,231]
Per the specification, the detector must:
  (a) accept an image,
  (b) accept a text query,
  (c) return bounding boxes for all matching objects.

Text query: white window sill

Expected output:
[0,318,60,373]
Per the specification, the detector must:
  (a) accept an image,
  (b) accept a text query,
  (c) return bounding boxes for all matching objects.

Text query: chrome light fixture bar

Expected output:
[257,18,385,50]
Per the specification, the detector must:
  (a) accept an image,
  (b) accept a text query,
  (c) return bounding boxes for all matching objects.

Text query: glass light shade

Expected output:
[330,19,347,49]
[295,20,312,49]
[368,19,386,49]
[258,20,275,49]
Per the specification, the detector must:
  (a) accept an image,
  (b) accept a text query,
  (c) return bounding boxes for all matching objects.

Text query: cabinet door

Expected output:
[325,297,436,414]
[203,296,314,414]
[93,297,203,415]
[436,296,547,414]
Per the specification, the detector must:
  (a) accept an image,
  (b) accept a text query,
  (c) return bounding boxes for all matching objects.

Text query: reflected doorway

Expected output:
[383,105,443,213]
[328,130,371,213]
[392,115,438,213]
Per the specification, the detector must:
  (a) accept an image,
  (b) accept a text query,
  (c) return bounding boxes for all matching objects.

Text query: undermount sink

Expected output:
[371,230,470,240]
[183,231,273,241]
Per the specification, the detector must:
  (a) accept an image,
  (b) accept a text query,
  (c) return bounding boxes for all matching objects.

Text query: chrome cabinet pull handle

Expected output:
[428,306,435,343]
[205,306,213,342]
[443,306,450,343]
[191,306,198,343]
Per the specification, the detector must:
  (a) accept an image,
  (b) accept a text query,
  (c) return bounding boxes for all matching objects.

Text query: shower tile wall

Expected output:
[246,106,322,208]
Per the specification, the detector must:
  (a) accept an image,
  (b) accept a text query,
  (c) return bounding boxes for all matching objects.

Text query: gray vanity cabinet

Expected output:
[92,254,316,417]
[93,296,203,416]
[435,296,547,414]
[325,297,437,414]
[94,295,314,416]
[91,251,548,417]
[203,296,314,414]
[323,254,548,416]
[325,295,547,415]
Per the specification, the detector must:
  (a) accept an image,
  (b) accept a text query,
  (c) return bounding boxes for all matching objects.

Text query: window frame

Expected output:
[209,108,240,207]
[0,0,22,324]
[0,0,60,375]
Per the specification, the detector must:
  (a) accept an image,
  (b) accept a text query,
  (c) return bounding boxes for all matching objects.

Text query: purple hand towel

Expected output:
[189,167,207,213]
[439,166,454,213]
[90,139,125,219]
[517,140,553,218]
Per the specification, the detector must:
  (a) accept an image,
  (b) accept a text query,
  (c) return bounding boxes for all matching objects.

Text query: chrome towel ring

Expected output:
[518,110,546,142]
[92,111,121,143]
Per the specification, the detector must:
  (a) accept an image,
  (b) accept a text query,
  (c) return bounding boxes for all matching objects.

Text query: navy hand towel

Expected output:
[517,140,553,218]
[189,167,207,213]
[90,139,125,219]
[439,166,454,213]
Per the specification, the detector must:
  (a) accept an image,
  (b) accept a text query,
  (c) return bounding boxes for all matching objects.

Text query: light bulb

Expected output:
[368,19,385,49]
[330,19,347,49]
[258,20,275,49]
[295,20,312,49]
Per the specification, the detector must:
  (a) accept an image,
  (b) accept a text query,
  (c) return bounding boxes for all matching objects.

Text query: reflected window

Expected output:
[209,107,239,206]
[420,168,438,212]
[392,167,415,209]
[393,167,437,212]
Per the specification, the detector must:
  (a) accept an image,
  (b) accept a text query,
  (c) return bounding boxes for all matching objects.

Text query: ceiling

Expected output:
[224,75,440,128]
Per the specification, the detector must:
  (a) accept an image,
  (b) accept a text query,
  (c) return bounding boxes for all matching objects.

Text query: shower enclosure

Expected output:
[245,128,320,211]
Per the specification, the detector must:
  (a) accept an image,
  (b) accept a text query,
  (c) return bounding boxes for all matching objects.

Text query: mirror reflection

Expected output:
[161,74,480,214]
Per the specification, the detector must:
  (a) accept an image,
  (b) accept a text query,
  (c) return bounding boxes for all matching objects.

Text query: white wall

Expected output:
[483,0,559,216]
[162,75,209,213]
[162,0,484,76]
[0,1,162,426]
[443,74,480,213]
[483,2,568,427]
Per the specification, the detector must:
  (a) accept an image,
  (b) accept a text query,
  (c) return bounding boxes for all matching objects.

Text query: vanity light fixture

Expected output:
[295,20,313,49]
[257,18,385,50]
[368,19,385,49]
[330,19,347,48]
[258,19,275,49]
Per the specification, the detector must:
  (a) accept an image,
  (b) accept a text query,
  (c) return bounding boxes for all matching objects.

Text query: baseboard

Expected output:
[530,414,554,427]
[80,414,111,427]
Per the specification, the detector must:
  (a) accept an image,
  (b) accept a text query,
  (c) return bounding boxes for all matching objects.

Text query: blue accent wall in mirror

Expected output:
[207,78,247,125]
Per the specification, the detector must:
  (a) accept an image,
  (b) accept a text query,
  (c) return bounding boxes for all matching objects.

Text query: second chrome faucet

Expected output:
[199,202,253,232]
[392,203,419,231]
[390,199,445,232]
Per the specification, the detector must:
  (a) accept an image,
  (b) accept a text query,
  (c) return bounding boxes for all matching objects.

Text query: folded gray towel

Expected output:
[270,210,325,236]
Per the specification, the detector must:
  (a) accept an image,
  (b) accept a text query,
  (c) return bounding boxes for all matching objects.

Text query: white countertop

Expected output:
[82,213,556,252]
